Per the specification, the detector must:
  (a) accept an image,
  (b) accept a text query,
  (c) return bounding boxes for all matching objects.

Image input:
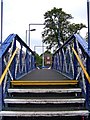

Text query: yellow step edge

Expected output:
[11,80,78,86]
[11,83,78,86]
[12,80,78,82]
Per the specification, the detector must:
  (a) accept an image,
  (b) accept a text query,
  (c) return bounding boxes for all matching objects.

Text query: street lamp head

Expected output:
[30,29,36,31]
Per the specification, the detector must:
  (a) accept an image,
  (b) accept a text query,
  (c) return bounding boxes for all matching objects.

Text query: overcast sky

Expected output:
[0,0,88,54]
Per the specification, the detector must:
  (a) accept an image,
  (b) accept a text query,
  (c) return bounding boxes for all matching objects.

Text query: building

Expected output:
[44,52,52,67]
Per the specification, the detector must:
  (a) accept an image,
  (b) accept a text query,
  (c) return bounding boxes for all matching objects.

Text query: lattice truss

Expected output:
[75,39,86,94]
[53,39,87,94]
[3,39,15,94]
[3,39,35,95]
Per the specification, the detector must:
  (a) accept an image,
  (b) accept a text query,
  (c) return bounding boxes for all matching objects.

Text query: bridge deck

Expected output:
[18,69,68,81]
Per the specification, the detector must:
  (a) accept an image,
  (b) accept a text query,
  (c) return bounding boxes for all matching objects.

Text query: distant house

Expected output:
[44,54,52,66]
[44,51,52,67]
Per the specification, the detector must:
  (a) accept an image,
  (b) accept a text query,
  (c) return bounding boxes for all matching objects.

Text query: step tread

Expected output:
[0,110,89,116]
[8,88,81,93]
[4,98,85,104]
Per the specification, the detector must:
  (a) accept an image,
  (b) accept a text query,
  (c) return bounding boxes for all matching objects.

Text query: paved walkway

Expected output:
[19,69,68,81]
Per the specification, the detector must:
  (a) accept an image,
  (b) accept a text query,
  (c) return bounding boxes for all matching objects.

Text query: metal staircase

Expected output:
[1,79,89,120]
[0,33,90,119]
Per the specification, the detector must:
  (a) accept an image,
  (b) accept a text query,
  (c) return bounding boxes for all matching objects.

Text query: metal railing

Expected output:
[0,48,18,85]
[52,33,90,110]
[0,34,36,110]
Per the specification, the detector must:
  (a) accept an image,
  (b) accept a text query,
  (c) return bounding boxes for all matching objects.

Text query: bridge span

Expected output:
[0,34,90,119]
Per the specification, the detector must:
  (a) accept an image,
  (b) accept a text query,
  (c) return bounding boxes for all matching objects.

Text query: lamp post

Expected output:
[87,0,90,50]
[26,29,36,46]
[29,23,44,48]
[1,0,3,45]
[28,23,45,67]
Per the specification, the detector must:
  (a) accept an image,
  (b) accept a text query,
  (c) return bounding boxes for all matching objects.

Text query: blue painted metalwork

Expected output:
[0,55,2,78]
[0,34,36,110]
[86,56,90,110]
[28,54,31,71]
[52,33,90,110]
[86,0,90,110]
[0,85,3,111]
[0,57,3,110]
[26,50,29,73]
[20,45,23,73]
[11,39,16,80]
[32,55,36,69]
[61,49,64,72]
[0,34,16,58]
[74,34,88,55]
[73,38,78,79]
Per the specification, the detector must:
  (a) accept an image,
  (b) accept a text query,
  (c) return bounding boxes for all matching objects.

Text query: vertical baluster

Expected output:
[73,38,78,79]
[11,39,16,80]
[20,45,23,74]
[0,57,3,111]
[58,51,60,71]
[26,49,29,73]
[61,49,64,72]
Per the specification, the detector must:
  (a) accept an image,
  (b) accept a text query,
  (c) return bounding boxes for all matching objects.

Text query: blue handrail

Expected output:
[52,33,90,110]
[0,34,36,111]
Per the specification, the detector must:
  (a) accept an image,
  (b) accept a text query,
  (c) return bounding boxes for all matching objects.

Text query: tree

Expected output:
[42,7,86,50]
[35,53,42,67]
[40,50,52,56]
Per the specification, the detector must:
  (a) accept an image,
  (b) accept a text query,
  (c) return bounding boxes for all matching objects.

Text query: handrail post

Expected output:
[32,55,35,69]
[11,39,16,80]
[20,45,23,73]
[26,49,29,73]
[86,0,90,110]
[73,38,78,79]
[61,49,64,72]
[86,55,90,110]
[0,57,3,110]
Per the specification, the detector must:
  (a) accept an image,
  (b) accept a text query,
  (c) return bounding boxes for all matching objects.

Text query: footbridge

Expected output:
[0,33,90,120]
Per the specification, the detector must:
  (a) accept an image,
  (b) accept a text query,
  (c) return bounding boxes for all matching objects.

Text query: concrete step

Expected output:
[4,98,85,104]
[0,110,89,117]
[8,88,81,94]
